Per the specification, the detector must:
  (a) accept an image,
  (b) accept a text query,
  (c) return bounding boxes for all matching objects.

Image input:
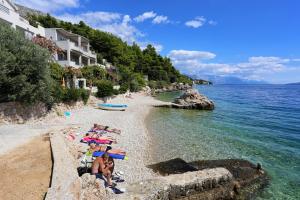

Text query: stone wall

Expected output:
[0,102,48,124]
[0,101,84,124]
[46,133,109,200]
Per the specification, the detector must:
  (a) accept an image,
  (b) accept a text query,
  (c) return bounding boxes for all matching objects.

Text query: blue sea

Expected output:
[147,84,300,199]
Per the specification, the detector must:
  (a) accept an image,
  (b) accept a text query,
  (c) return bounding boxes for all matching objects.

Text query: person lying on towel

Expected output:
[91,123,121,134]
[85,132,116,142]
[82,136,117,144]
[92,152,115,187]
[88,143,126,156]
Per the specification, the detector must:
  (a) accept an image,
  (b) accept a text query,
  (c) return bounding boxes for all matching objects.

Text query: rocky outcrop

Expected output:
[173,89,214,110]
[145,158,269,200]
[119,167,232,200]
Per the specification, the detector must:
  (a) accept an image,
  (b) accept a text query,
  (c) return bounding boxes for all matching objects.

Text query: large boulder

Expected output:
[174,89,214,110]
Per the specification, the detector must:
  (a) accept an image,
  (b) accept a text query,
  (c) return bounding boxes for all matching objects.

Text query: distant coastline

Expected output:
[286,82,300,85]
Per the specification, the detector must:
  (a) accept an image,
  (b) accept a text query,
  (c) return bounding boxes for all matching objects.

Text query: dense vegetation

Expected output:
[0,22,89,106]
[0,22,52,105]
[28,14,192,91]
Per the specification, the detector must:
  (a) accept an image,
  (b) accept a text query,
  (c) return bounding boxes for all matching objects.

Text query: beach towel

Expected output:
[93,151,127,160]
[81,137,112,145]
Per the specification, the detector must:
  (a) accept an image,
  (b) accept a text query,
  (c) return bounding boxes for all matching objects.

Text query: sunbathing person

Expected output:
[83,133,117,144]
[98,145,126,155]
[92,152,115,187]
[85,132,115,141]
[92,124,121,134]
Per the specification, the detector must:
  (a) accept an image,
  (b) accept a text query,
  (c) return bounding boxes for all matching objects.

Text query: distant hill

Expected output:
[192,75,268,85]
[286,82,300,85]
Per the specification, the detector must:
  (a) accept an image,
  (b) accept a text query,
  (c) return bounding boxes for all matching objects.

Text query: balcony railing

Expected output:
[19,16,30,24]
[0,4,9,14]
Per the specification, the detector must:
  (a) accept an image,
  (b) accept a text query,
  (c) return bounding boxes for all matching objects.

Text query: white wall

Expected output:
[0,0,45,36]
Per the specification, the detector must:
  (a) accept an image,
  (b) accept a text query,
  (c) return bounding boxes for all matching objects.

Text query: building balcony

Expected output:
[56,40,96,58]
[57,60,82,68]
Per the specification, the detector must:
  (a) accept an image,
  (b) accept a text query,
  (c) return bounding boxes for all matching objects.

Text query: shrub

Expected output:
[157,81,168,89]
[50,62,64,81]
[148,80,157,89]
[0,22,52,105]
[81,65,106,85]
[119,83,129,94]
[63,88,82,102]
[51,82,65,103]
[129,79,140,92]
[80,89,90,104]
[62,88,90,104]
[96,80,114,98]
[113,89,119,95]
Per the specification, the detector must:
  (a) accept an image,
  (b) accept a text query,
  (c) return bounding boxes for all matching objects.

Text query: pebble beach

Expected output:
[0,92,167,199]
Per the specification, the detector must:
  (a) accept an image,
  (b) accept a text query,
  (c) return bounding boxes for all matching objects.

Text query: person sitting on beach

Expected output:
[92,152,115,187]
[92,124,121,134]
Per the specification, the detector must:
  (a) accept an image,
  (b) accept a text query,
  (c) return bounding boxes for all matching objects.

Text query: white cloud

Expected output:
[169,50,216,60]
[57,11,121,24]
[138,42,163,53]
[208,20,217,26]
[248,56,290,64]
[185,16,206,28]
[56,12,142,44]
[134,11,157,22]
[169,50,295,81]
[15,0,79,12]
[152,15,169,24]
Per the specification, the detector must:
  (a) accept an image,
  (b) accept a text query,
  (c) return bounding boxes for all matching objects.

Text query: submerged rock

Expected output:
[173,89,215,110]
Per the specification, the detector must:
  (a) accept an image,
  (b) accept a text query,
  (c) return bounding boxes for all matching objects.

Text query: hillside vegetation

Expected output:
[28,14,192,91]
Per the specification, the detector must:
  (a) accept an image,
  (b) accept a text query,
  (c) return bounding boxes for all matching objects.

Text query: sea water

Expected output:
[147,84,300,199]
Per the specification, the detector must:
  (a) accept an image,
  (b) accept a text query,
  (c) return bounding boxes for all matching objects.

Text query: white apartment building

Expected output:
[45,28,97,68]
[0,0,44,38]
[1,0,99,89]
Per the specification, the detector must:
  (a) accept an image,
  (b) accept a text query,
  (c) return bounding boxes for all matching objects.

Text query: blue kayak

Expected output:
[98,103,128,111]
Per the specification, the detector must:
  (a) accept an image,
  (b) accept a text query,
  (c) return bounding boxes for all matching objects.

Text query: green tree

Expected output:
[96,80,114,98]
[81,65,107,85]
[0,22,53,105]
[29,14,193,90]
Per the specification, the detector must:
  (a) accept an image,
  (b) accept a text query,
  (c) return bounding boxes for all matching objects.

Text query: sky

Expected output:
[15,0,300,84]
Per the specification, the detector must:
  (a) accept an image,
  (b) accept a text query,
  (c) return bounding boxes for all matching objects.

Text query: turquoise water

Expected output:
[147,84,300,199]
